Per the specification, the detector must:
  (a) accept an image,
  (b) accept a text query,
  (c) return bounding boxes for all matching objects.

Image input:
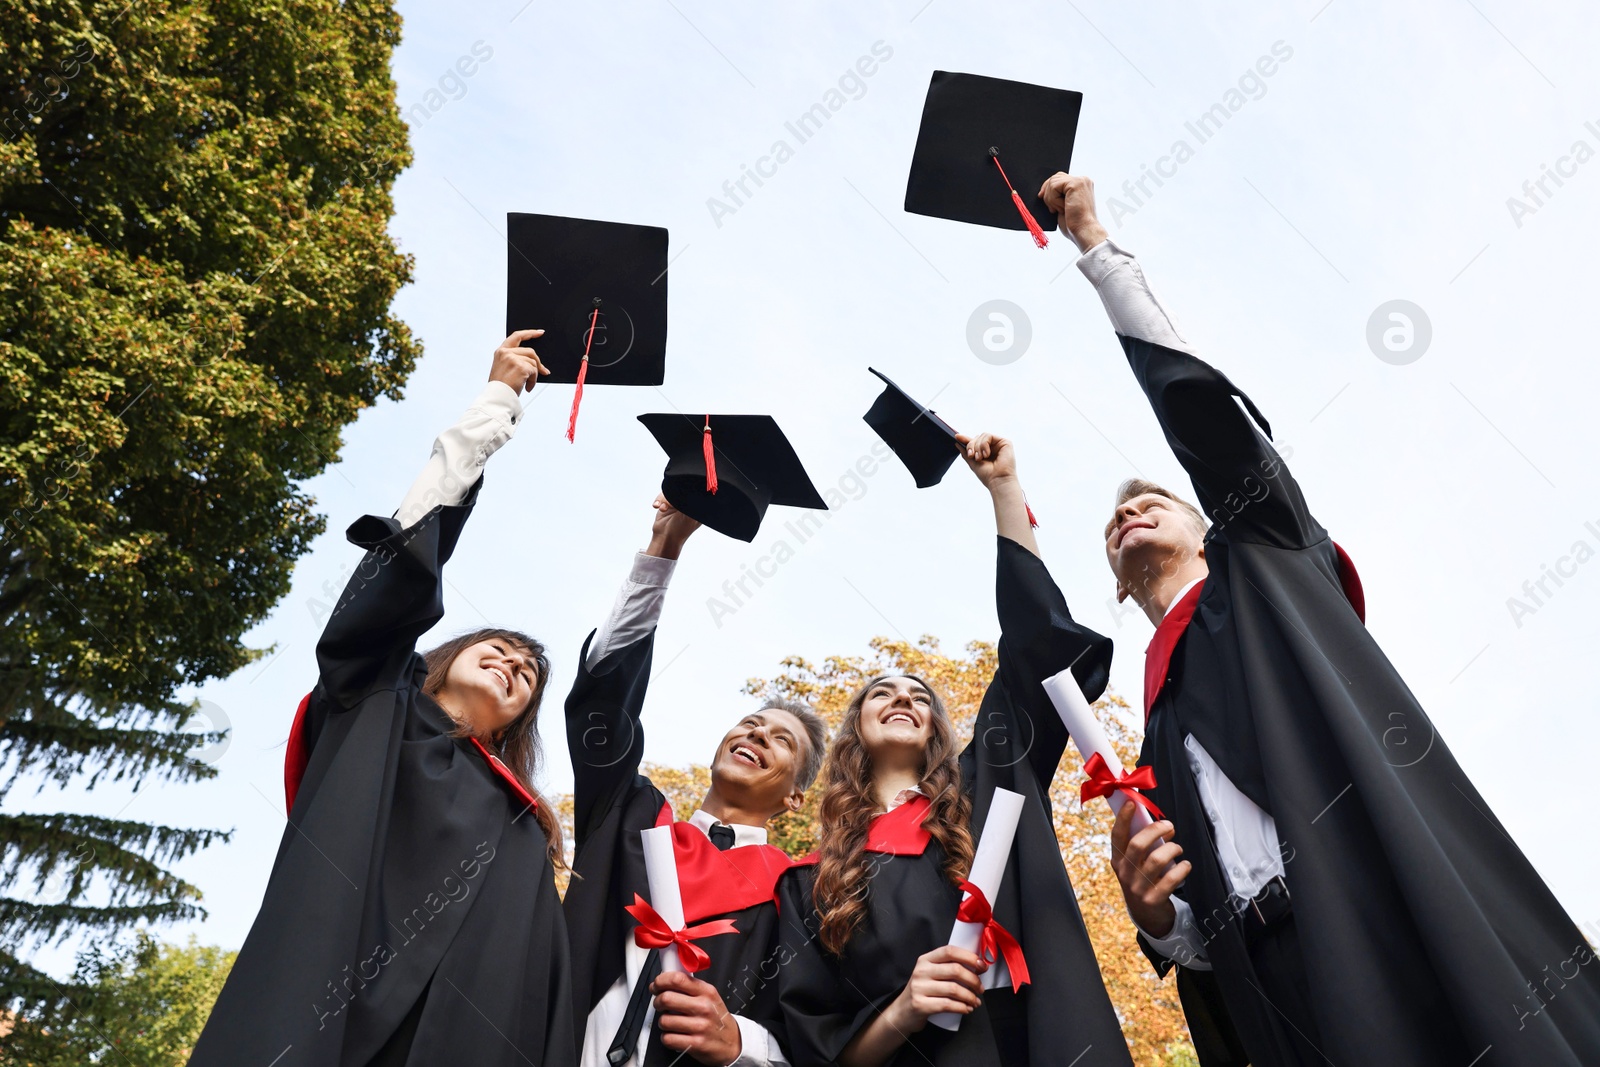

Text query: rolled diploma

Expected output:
[640,824,684,974]
[928,786,1026,1031]
[1042,666,1153,835]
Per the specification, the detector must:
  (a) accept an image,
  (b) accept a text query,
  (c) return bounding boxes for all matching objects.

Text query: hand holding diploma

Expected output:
[628,825,738,975]
[1041,668,1190,939]
[929,787,1029,1031]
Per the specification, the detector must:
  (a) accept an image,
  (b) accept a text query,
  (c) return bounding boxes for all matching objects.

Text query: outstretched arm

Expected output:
[583,495,700,670]
[1040,174,1321,548]
[957,431,1037,557]
[315,331,548,708]
[955,433,1114,789]
[566,496,699,846]
[394,329,548,526]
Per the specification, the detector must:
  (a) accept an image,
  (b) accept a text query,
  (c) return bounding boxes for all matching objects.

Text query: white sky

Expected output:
[19,0,1600,974]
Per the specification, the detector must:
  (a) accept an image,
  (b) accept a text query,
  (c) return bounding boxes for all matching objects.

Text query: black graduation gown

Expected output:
[776,537,1134,1067]
[191,483,577,1067]
[562,628,796,1067]
[1121,334,1600,1067]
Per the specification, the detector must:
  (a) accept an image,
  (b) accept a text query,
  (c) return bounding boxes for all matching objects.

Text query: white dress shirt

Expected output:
[394,380,523,527]
[1077,240,1287,968]
[580,810,789,1067]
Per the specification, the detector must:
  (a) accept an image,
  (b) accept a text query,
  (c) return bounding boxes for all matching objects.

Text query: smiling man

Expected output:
[1040,171,1600,1067]
[563,495,827,1067]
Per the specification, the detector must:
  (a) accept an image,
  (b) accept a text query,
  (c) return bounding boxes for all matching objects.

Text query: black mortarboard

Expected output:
[637,413,827,542]
[904,71,1082,248]
[505,212,668,439]
[862,368,962,488]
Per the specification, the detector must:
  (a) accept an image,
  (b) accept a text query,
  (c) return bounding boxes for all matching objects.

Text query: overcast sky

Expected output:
[20,0,1600,973]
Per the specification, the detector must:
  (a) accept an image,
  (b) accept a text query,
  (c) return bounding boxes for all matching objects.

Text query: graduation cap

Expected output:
[637,413,827,543]
[505,212,669,441]
[904,71,1083,249]
[860,368,1039,526]
[862,368,962,488]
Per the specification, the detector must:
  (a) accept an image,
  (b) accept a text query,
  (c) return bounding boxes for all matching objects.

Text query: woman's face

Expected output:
[856,675,936,760]
[440,638,540,737]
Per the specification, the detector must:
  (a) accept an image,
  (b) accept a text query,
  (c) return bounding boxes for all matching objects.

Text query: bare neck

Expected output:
[872,767,924,813]
[699,784,777,828]
[1132,551,1211,626]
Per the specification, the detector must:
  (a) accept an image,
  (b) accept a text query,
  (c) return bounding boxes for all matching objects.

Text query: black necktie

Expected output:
[607,823,737,1064]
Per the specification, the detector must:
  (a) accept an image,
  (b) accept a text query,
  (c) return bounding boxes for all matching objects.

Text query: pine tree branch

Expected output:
[0,811,230,903]
[0,897,204,947]
[0,714,222,794]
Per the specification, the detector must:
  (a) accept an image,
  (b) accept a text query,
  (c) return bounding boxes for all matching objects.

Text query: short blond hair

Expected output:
[1104,478,1207,540]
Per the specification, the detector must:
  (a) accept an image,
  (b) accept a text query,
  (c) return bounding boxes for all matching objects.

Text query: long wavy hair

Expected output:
[421,628,564,870]
[812,674,974,955]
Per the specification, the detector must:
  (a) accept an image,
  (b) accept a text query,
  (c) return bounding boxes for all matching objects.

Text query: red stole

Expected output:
[1142,542,1365,720]
[282,692,537,814]
[1143,583,1204,721]
[652,801,797,924]
[283,693,313,812]
[793,793,934,866]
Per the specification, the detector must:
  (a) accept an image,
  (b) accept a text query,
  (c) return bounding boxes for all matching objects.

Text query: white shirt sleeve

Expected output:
[394,381,523,528]
[1075,238,1196,354]
[727,1014,790,1067]
[584,552,677,669]
[1133,896,1213,972]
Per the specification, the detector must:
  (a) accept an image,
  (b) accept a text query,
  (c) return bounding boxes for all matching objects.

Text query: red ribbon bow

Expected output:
[624,893,739,974]
[955,881,1030,992]
[1079,752,1164,820]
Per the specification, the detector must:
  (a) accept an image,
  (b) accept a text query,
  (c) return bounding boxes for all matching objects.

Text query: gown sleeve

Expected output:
[564,625,656,852]
[965,536,1114,793]
[1119,335,1323,549]
[313,479,483,711]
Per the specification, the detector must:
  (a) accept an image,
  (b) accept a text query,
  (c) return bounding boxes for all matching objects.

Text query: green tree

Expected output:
[0,933,235,1065]
[0,0,419,1002]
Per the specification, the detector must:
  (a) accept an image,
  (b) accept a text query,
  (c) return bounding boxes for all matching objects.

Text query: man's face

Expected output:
[709,708,811,817]
[1105,493,1204,601]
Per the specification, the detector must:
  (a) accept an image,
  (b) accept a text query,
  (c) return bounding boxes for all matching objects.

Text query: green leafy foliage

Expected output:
[0,0,418,999]
[0,933,235,1065]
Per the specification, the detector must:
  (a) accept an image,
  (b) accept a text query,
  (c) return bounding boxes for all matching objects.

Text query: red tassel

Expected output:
[991,152,1048,249]
[702,417,718,494]
[1010,190,1049,249]
[1025,499,1039,529]
[566,306,600,443]
[565,358,588,443]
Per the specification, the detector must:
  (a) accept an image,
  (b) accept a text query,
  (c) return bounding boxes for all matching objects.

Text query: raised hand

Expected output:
[1037,173,1107,252]
[956,431,1017,489]
[957,432,1038,556]
[490,328,551,394]
[646,493,701,560]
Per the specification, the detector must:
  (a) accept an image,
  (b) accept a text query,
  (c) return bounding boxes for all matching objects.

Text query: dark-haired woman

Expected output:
[776,434,1133,1067]
[193,331,577,1067]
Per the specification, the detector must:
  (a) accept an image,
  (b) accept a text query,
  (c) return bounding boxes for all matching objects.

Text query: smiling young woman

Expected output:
[192,331,579,1067]
[774,433,1134,1067]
